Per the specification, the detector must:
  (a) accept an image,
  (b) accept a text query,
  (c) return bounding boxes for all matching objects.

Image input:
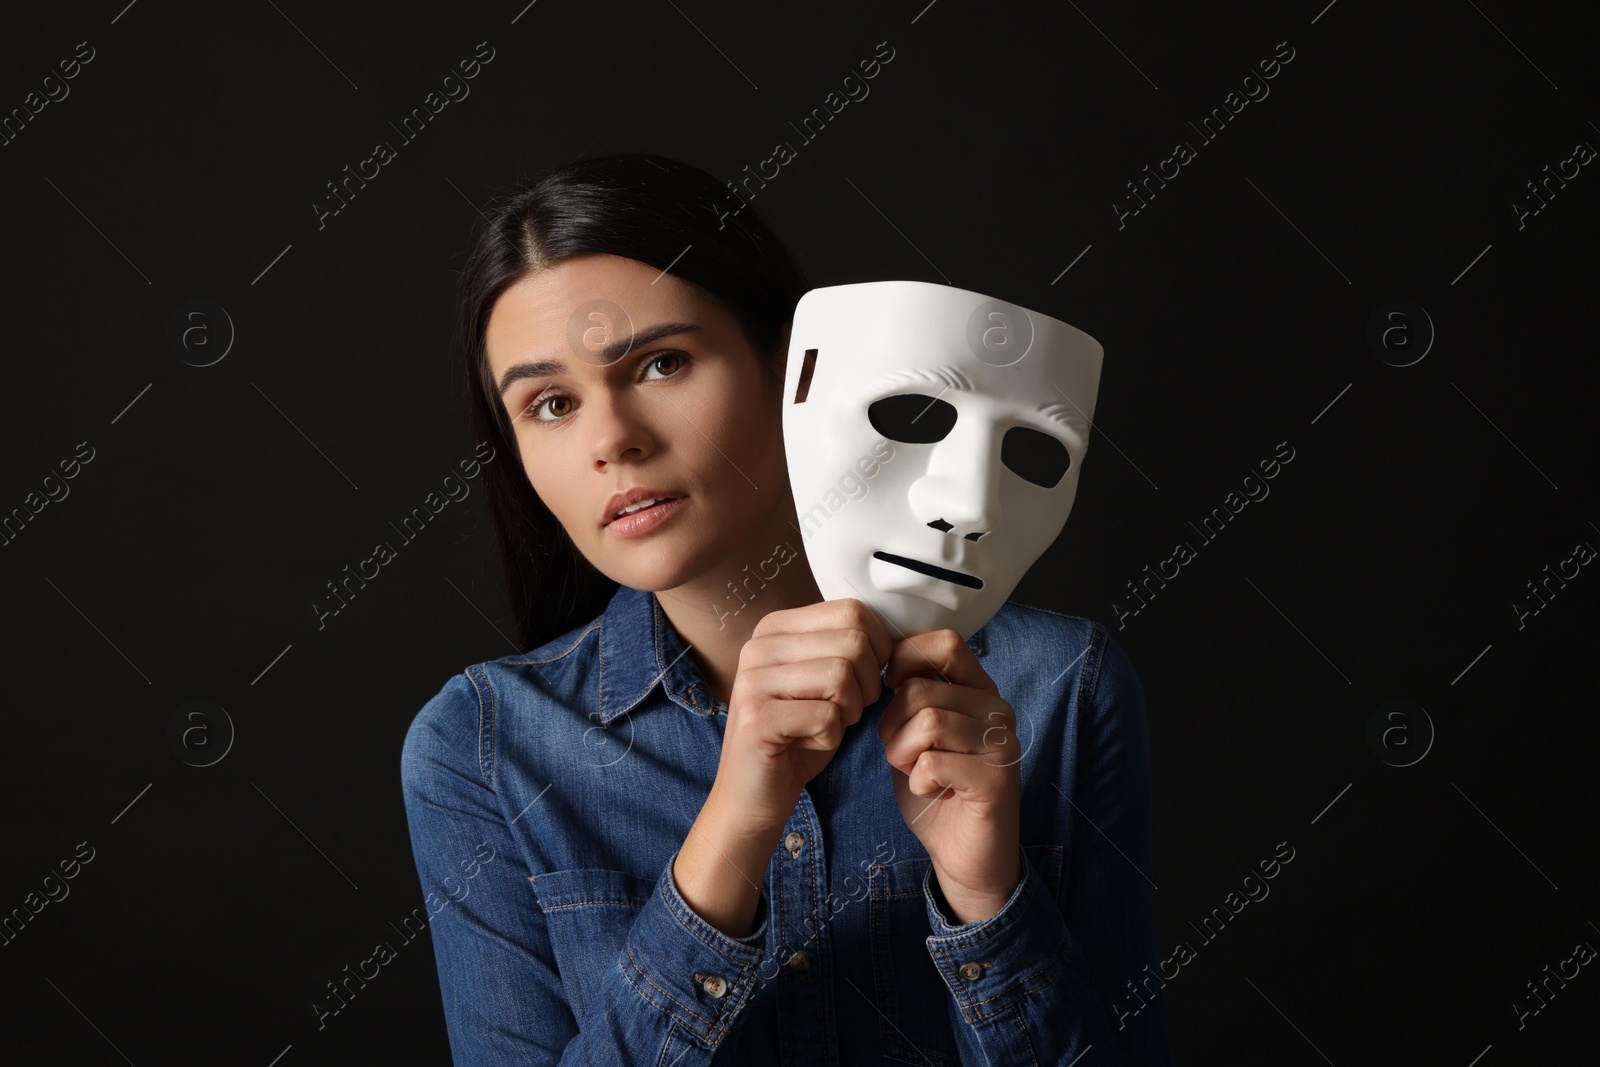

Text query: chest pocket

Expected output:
[531,867,658,1022]
[867,843,1064,1067]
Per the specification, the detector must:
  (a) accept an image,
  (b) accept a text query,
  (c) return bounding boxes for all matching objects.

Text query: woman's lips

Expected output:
[605,495,686,537]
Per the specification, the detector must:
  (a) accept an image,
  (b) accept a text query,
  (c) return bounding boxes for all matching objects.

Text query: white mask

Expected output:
[781,280,1104,640]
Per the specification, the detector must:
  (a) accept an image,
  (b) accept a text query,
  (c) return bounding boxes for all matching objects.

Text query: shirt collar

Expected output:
[595,583,718,723]
[594,582,988,724]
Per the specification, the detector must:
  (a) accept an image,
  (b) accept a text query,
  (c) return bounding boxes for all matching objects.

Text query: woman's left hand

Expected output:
[877,629,1022,925]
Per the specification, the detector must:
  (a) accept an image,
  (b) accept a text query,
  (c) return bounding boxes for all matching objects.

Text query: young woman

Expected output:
[400,153,1173,1066]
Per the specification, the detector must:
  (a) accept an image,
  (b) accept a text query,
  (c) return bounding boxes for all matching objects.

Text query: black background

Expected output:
[2,0,1596,1063]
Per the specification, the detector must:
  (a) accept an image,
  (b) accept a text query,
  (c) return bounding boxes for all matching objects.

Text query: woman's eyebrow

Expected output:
[497,321,702,397]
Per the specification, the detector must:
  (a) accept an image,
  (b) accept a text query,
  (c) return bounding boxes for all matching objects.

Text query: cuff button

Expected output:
[699,973,729,998]
[958,961,985,981]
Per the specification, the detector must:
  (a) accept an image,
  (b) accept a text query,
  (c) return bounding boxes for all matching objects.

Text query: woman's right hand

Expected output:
[711,598,893,833]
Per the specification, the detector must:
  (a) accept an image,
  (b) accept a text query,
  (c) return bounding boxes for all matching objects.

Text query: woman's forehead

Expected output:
[485,258,713,375]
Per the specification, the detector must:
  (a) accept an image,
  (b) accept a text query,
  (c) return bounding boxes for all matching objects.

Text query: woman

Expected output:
[400,153,1173,1065]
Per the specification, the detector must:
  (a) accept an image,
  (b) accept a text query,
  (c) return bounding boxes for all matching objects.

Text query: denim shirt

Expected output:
[400,582,1173,1066]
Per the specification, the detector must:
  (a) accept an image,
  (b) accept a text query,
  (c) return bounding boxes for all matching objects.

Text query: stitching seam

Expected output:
[622,941,713,1031]
[506,618,601,666]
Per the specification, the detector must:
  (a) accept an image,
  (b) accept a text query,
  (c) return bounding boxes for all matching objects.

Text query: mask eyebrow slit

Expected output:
[794,348,818,403]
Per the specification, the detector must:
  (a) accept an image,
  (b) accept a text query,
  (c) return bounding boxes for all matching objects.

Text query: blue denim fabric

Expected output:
[400,582,1174,1065]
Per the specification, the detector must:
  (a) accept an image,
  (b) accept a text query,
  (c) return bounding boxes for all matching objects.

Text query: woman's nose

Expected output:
[588,392,656,467]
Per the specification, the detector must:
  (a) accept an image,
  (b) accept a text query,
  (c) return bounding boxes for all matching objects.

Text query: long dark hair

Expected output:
[456,153,810,652]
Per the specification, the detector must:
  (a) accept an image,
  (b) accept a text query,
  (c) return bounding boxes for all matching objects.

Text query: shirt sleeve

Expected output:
[399,672,774,1066]
[917,624,1175,1065]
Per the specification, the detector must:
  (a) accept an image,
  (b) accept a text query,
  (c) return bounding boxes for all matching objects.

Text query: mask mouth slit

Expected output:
[871,551,984,589]
[793,348,818,403]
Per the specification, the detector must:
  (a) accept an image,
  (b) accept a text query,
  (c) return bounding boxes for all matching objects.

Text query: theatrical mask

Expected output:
[781,280,1104,639]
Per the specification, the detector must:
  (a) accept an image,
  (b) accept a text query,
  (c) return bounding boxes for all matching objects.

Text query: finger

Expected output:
[877,675,1007,743]
[741,628,883,708]
[736,659,864,736]
[763,657,866,721]
[882,704,1008,776]
[905,748,1011,803]
[753,597,894,668]
[978,710,1025,769]
[786,700,849,752]
[883,628,998,693]
[735,694,853,753]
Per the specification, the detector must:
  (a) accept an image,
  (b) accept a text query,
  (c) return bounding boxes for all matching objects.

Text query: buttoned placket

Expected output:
[655,592,846,1064]
[771,786,840,1066]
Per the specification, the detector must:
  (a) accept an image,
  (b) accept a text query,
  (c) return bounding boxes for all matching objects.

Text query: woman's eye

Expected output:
[643,351,688,379]
[518,352,690,426]
[522,393,572,423]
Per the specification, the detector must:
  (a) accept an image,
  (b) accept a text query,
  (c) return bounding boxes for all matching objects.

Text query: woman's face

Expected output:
[484,253,793,593]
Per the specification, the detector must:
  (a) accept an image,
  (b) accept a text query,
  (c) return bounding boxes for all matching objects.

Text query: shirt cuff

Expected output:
[621,850,770,1045]
[920,844,1071,1024]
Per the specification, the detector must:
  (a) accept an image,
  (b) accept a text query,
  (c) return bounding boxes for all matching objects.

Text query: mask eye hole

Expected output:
[867,393,957,443]
[1002,426,1072,488]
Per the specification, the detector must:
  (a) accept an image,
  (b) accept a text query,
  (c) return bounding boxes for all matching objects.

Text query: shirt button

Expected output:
[700,974,729,998]
[788,949,811,976]
[958,961,984,981]
[784,831,805,857]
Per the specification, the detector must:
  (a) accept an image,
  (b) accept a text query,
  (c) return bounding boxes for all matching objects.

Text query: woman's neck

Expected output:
[653,498,823,705]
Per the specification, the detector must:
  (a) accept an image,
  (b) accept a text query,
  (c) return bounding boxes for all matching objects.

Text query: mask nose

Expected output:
[907,428,1001,542]
[926,517,988,541]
